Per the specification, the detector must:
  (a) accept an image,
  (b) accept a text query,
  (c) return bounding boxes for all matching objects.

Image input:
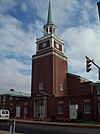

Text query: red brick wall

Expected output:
[31,50,68,97]
[67,73,92,95]
[31,54,53,95]
[53,54,68,97]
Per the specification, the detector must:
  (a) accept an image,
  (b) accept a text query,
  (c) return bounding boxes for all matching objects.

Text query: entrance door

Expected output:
[34,99,46,120]
[38,99,44,119]
[69,104,78,119]
[24,107,28,119]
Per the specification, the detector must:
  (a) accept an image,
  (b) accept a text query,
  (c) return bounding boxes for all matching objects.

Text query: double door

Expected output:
[34,98,46,120]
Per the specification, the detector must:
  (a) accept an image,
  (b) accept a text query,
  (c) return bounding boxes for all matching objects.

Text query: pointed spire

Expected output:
[47,0,52,24]
[43,0,56,35]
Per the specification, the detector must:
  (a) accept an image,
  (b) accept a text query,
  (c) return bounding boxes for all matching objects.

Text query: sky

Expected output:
[0,0,100,94]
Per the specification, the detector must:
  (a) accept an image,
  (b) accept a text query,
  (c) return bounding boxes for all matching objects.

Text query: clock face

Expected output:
[56,43,59,49]
[42,43,47,48]
[54,41,62,52]
[39,40,50,50]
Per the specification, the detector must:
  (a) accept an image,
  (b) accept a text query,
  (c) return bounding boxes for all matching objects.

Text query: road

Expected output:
[0,121,100,134]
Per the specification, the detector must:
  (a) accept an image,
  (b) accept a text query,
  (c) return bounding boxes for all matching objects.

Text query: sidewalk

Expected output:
[0,130,23,134]
[15,119,100,128]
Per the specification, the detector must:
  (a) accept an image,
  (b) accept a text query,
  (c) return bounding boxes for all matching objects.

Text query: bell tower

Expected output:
[44,0,56,36]
[31,0,68,96]
[36,0,64,54]
[31,0,68,120]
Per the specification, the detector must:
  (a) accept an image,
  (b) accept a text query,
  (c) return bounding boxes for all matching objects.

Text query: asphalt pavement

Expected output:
[15,119,100,128]
[1,120,100,134]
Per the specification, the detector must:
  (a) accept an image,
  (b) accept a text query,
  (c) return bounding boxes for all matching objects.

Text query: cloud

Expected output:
[0,14,36,57]
[28,0,98,36]
[0,58,31,93]
[62,23,100,81]
[27,0,80,26]
[0,13,36,93]
[0,0,16,13]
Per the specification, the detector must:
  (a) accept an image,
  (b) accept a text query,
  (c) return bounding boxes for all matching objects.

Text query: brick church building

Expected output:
[0,1,100,121]
[30,1,100,121]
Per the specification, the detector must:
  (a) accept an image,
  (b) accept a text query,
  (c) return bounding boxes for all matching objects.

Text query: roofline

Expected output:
[0,91,31,98]
[67,73,93,82]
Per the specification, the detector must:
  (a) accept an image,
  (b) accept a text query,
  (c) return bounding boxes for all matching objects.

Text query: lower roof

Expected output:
[0,90,31,98]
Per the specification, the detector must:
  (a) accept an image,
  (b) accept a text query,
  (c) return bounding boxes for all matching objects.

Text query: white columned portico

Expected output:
[34,96,47,120]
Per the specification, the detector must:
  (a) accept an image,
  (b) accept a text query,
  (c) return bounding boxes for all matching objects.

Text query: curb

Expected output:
[15,119,100,129]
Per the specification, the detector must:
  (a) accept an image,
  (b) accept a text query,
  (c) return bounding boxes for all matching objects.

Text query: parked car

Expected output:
[0,109,10,121]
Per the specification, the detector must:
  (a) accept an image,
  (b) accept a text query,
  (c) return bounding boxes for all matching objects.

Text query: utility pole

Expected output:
[85,56,100,80]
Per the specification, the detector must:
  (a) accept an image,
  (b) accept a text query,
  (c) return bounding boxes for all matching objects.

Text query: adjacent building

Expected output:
[0,89,31,119]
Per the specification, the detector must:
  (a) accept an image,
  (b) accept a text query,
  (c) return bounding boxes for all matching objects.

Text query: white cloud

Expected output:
[0,58,31,93]
[0,14,36,93]
[28,0,80,26]
[0,0,16,13]
[62,24,100,81]
[52,0,79,25]
[0,14,36,57]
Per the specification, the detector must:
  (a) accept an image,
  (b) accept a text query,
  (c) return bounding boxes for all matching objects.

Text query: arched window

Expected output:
[50,27,52,33]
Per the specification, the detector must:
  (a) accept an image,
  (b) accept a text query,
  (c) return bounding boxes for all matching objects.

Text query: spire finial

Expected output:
[47,0,52,24]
